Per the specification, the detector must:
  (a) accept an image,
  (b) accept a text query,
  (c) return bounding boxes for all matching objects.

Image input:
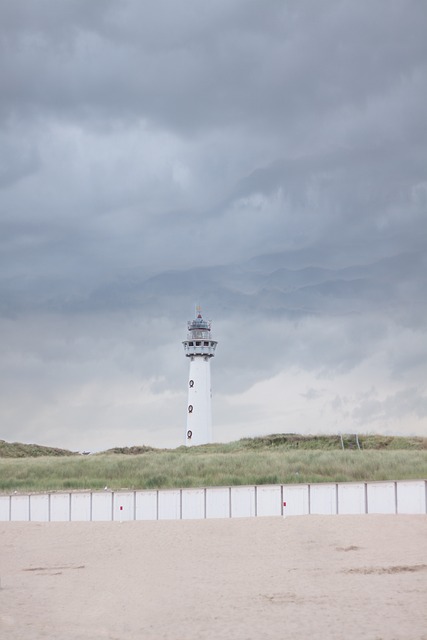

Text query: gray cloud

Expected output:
[0,1,426,448]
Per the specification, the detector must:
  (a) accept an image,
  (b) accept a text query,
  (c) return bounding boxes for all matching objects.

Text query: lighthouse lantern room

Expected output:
[183,308,217,446]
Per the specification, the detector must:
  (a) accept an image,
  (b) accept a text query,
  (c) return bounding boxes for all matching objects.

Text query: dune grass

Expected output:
[0,447,426,493]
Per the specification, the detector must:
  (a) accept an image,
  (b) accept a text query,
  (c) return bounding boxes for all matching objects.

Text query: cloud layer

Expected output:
[1,1,426,449]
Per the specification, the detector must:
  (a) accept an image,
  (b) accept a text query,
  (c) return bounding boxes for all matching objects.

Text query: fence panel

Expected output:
[310,484,337,515]
[282,485,309,516]
[0,496,10,521]
[396,481,426,515]
[10,495,30,521]
[113,492,135,521]
[206,487,230,519]
[256,485,282,517]
[230,486,256,518]
[50,493,71,521]
[182,489,205,520]
[158,490,181,520]
[92,492,113,521]
[366,482,396,514]
[337,483,366,515]
[135,491,158,520]
[71,493,91,521]
[29,494,49,521]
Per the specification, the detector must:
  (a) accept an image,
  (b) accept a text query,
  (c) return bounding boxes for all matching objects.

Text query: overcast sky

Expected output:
[1,0,426,451]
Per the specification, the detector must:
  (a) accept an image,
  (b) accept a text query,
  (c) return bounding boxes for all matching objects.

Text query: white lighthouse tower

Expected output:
[183,307,217,446]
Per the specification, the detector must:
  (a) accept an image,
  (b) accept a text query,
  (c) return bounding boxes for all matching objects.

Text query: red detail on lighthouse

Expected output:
[120,506,123,511]
[283,502,287,507]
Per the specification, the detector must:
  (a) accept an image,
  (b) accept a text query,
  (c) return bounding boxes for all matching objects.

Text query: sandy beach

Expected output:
[0,515,426,639]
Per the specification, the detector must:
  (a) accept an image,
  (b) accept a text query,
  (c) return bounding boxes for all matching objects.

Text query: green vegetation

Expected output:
[0,440,77,458]
[0,434,426,493]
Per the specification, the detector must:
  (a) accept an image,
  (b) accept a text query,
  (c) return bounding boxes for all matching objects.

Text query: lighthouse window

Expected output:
[203,341,208,346]
[188,405,193,413]
[189,380,194,388]
[196,341,201,346]
[189,341,194,347]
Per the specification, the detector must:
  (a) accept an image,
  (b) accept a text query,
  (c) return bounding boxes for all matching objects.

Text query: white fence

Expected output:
[0,480,425,522]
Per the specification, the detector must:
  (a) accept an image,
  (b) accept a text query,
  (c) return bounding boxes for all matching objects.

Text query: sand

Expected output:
[0,515,426,639]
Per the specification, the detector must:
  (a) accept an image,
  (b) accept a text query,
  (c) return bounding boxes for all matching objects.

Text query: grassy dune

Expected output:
[0,434,426,493]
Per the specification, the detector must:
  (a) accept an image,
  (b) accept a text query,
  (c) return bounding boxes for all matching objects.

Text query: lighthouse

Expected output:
[183,308,218,446]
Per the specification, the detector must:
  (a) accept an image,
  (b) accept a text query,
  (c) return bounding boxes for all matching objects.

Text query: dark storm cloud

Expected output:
[1,1,425,132]
[0,1,426,447]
